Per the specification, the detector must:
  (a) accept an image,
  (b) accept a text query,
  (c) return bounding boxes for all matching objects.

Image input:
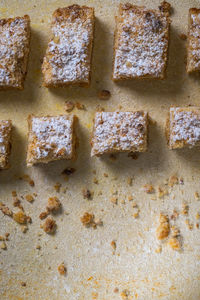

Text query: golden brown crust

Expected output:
[42,5,94,88]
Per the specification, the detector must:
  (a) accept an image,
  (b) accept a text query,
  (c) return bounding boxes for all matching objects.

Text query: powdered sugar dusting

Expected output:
[28,115,75,164]
[91,111,147,156]
[169,107,200,148]
[42,6,94,86]
[187,9,200,72]
[113,4,169,79]
[0,16,30,88]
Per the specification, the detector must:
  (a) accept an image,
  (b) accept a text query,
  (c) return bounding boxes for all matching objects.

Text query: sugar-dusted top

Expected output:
[0,16,30,88]
[29,115,74,161]
[42,5,94,85]
[113,3,169,79]
[91,111,147,156]
[0,120,11,155]
[170,107,200,147]
[187,8,200,72]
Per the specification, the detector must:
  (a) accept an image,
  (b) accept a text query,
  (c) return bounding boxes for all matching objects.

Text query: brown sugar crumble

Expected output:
[64,101,75,112]
[0,202,13,217]
[13,211,27,224]
[97,89,111,100]
[46,197,61,213]
[81,212,102,229]
[58,262,67,275]
[144,184,155,194]
[156,213,170,240]
[42,217,56,234]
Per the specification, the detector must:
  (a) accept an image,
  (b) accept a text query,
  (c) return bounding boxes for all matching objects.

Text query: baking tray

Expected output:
[0,0,200,299]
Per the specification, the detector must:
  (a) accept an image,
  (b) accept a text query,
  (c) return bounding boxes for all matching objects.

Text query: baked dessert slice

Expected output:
[186,8,200,73]
[42,5,95,87]
[0,120,12,169]
[27,115,77,166]
[0,15,30,90]
[166,107,200,149]
[91,111,148,156]
[112,2,171,81]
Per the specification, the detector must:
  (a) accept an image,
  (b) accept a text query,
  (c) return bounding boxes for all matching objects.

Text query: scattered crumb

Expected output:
[46,197,61,213]
[42,217,56,234]
[194,192,200,200]
[81,212,95,228]
[97,89,111,100]
[110,197,118,205]
[120,199,125,204]
[179,177,184,185]
[182,203,189,215]
[82,188,92,200]
[36,244,41,250]
[20,282,26,287]
[109,154,117,161]
[196,212,200,220]
[21,225,28,233]
[179,33,187,40]
[121,289,130,299]
[114,287,119,293]
[127,152,139,160]
[0,241,7,250]
[13,211,27,224]
[111,240,116,250]
[185,219,193,230]
[95,104,105,112]
[171,209,179,220]
[156,214,170,240]
[144,184,155,194]
[64,101,74,112]
[0,236,5,241]
[58,263,67,275]
[25,194,34,203]
[159,1,171,13]
[103,173,108,177]
[62,167,76,176]
[155,246,162,253]
[168,175,178,187]
[0,202,13,217]
[127,177,132,186]
[39,211,49,220]
[132,201,137,208]
[54,182,61,193]
[75,102,86,110]
[19,174,35,187]
[168,237,181,251]
[133,212,139,218]
[158,186,168,198]
[128,195,133,201]
[171,226,180,237]
[93,177,98,184]
[5,233,9,240]
[12,191,17,197]
[13,197,24,211]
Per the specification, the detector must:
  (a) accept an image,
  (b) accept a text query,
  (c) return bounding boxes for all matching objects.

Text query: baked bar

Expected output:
[91,111,148,156]
[166,107,200,149]
[186,8,200,73]
[42,5,94,87]
[0,15,30,90]
[112,2,171,80]
[27,115,77,166]
[0,120,12,169]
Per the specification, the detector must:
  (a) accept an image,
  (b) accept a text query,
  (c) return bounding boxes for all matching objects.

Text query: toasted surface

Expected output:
[91,111,148,156]
[112,2,170,80]
[0,120,12,169]
[167,107,200,149]
[0,15,30,90]
[27,115,77,166]
[186,8,200,73]
[42,5,94,87]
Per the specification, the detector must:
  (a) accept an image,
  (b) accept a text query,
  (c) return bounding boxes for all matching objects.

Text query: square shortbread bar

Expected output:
[27,115,77,166]
[166,107,200,149]
[112,2,171,80]
[42,5,94,87]
[0,120,12,169]
[91,111,148,156]
[0,15,30,90]
[186,8,200,73]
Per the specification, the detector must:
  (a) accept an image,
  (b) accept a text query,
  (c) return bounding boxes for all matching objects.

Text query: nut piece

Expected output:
[13,211,27,224]
[42,217,56,233]
[156,214,170,240]
[58,263,67,275]
[46,197,61,213]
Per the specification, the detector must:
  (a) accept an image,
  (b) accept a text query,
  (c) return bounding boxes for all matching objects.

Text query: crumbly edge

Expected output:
[42,5,95,88]
[0,120,12,169]
[112,3,170,81]
[0,15,31,90]
[186,8,200,73]
[26,115,78,166]
[90,111,148,157]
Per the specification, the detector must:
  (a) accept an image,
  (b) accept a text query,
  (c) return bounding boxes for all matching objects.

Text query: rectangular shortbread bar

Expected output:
[186,8,200,73]
[112,2,170,80]
[0,120,12,169]
[91,111,148,156]
[166,107,200,149]
[42,5,94,87]
[27,115,77,166]
[0,15,30,90]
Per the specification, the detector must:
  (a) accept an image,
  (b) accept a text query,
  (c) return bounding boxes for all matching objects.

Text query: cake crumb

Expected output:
[46,197,61,213]
[25,194,34,203]
[194,192,200,200]
[39,211,49,220]
[20,282,26,287]
[128,152,139,160]
[62,167,76,176]
[111,240,116,250]
[0,236,5,241]
[168,175,178,187]
[54,182,61,193]
[93,177,98,184]
[155,245,162,253]
[75,102,86,110]
[127,177,132,186]
[128,195,133,201]
[103,173,108,177]
[156,214,170,240]
[42,217,56,234]
[182,203,189,215]
[114,287,119,293]
[0,202,13,217]
[120,289,130,299]
[158,186,168,198]
[168,237,181,251]
[0,241,7,250]
[64,101,74,112]
[21,225,28,233]
[110,197,118,205]
[144,184,155,194]
[179,33,187,40]
[98,89,111,100]
[171,209,179,220]
[81,212,95,228]
[82,188,92,200]
[58,263,67,275]
[20,174,35,187]
[36,244,41,250]
[13,211,27,224]
[185,219,193,230]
